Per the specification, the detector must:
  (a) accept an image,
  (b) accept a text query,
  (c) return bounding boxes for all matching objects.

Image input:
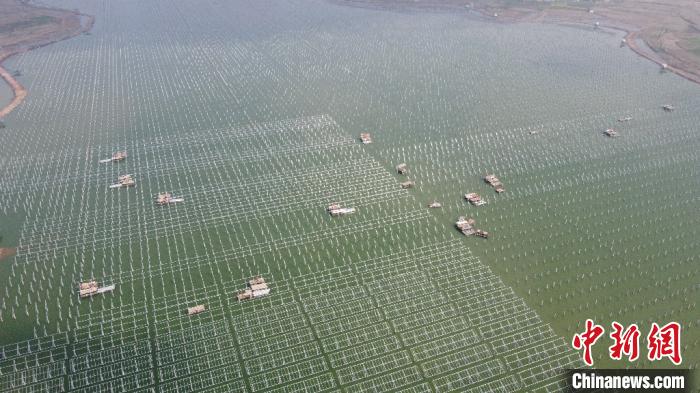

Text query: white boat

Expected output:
[156,192,184,205]
[99,151,127,163]
[330,207,355,216]
[96,284,115,294]
[110,174,135,188]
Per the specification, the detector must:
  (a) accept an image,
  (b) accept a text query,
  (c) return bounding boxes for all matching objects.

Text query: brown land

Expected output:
[0,0,93,118]
[335,0,700,85]
[0,247,16,261]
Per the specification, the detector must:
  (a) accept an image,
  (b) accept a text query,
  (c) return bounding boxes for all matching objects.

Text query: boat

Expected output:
[603,129,619,137]
[483,174,505,193]
[617,116,632,122]
[78,281,115,298]
[400,180,415,189]
[456,217,488,238]
[327,203,356,216]
[360,133,372,144]
[464,192,487,206]
[110,174,135,188]
[187,305,206,315]
[156,192,184,205]
[456,216,476,236]
[99,151,127,163]
[237,276,271,301]
[475,229,490,239]
[662,105,675,112]
[396,163,408,175]
[428,201,442,208]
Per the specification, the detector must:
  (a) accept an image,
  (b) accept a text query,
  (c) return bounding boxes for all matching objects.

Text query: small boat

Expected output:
[603,129,619,137]
[360,133,372,144]
[662,105,675,112]
[99,151,127,163]
[327,203,356,216]
[110,174,135,188]
[187,305,206,315]
[78,281,115,298]
[156,192,184,205]
[396,163,408,175]
[428,201,442,208]
[617,116,632,122]
[400,180,415,189]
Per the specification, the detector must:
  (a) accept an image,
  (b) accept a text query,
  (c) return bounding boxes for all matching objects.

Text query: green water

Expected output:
[0,0,698,391]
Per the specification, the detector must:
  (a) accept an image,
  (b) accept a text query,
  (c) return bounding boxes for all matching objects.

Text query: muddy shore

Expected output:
[0,0,94,118]
[333,0,700,87]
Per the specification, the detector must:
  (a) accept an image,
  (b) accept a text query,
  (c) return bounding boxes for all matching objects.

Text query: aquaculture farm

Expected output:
[0,0,698,392]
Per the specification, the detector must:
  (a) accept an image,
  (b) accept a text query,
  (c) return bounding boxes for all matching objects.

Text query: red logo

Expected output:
[572,319,605,366]
[573,320,681,366]
[609,322,640,361]
[647,322,682,365]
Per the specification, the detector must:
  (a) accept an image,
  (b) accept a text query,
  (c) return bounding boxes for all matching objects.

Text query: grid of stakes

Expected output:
[1,114,581,392]
[0,0,698,391]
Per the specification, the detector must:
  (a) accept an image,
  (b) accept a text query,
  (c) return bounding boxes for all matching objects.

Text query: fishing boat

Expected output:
[237,276,271,301]
[110,174,135,188]
[156,192,184,205]
[662,105,675,112]
[465,192,486,206]
[428,201,442,208]
[327,203,356,216]
[187,305,206,315]
[400,180,415,189]
[360,133,372,144]
[396,163,408,175]
[78,281,116,298]
[483,174,505,193]
[603,129,619,137]
[99,151,127,163]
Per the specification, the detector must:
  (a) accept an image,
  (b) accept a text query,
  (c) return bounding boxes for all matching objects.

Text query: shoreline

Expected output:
[332,0,700,88]
[0,5,94,119]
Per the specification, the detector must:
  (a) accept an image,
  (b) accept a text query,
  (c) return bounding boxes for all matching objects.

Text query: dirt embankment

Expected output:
[334,0,700,86]
[0,247,16,261]
[0,0,94,118]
